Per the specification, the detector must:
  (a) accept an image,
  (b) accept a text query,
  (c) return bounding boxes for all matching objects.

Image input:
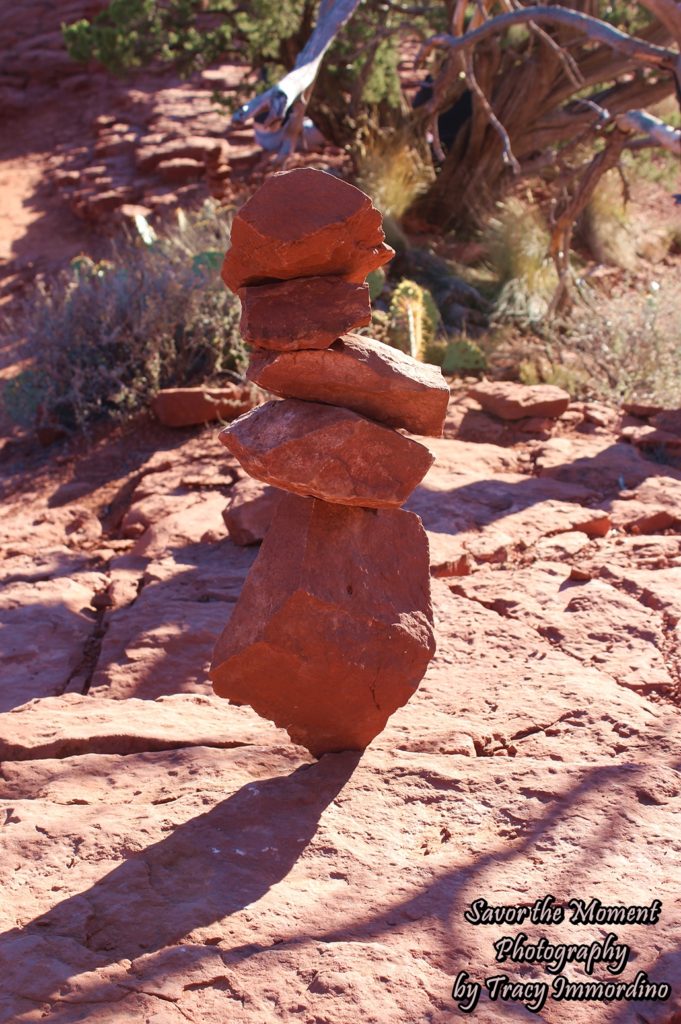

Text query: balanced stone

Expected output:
[219,399,434,509]
[210,493,436,756]
[247,332,450,436]
[221,168,394,292]
[239,276,370,351]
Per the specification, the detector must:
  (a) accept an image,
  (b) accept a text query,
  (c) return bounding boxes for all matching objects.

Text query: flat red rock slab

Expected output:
[239,276,370,350]
[468,380,570,421]
[248,332,449,437]
[152,386,256,427]
[210,493,435,755]
[221,168,394,292]
[219,399,434,508]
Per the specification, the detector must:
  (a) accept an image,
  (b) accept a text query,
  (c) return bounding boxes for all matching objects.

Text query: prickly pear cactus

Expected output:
[387,279,440,360]
[442,337,487,375]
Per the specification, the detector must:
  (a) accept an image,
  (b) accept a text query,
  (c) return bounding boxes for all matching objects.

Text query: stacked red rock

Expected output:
[211,168,449,756]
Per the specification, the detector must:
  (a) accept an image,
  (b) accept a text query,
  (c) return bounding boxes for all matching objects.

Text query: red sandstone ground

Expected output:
[2,394,681,1022]
[2,7,681,1023]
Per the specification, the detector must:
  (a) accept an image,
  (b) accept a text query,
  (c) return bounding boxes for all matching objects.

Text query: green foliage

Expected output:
[322,28,402,112]
[63,0,309,76]
[442,337,487,375]
[424,337,487,374]
[387,279,440,360]
[598,0,653,35]
[232,0,310,64]
[518,358,586,396]
[1,204,246,433]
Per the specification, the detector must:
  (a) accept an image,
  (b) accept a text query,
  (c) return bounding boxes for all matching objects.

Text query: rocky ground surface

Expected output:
[1,392,680,1023]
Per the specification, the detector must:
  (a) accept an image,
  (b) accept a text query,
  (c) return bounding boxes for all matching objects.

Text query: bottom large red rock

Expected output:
[210,494,435,755]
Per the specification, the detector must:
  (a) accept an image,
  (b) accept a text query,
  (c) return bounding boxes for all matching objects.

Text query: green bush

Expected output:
[442,338,487,375]
[1,204,245,433]
[517,289,681,406]
[63,0,308,76]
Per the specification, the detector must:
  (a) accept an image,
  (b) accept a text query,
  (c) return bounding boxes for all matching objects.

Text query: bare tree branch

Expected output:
[548,126,630,313]
[616,108,681,153]
[464,52,521,172]
[230,0,363,156]
[418,8,678,71]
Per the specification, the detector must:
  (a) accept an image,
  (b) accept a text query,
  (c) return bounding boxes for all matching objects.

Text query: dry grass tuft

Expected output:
[483,198,558,324]
[355,128,434,221]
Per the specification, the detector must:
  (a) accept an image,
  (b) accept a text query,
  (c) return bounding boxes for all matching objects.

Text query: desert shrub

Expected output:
[442,337,487,375]
[1,204,245,432]
[622,144,681,192]
[366,268,386,302]
[424,336,486,375]
[514,290,681,406]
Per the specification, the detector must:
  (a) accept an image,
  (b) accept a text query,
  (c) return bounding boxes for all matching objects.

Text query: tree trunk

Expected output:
[409,14,678,231]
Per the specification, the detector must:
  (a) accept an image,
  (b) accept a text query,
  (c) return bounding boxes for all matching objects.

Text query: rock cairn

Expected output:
[210,168,450,756]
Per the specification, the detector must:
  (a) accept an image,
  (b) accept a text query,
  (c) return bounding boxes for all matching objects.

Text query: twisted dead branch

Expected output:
[230,0,362,161]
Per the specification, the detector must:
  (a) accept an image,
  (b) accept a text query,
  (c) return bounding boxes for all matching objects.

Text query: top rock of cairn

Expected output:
[221,167,395,292]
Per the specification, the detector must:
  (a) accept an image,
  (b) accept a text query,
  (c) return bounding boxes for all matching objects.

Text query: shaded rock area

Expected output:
[239,276,371,350]
[1,391,681,1020]
[222,477,281,546]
